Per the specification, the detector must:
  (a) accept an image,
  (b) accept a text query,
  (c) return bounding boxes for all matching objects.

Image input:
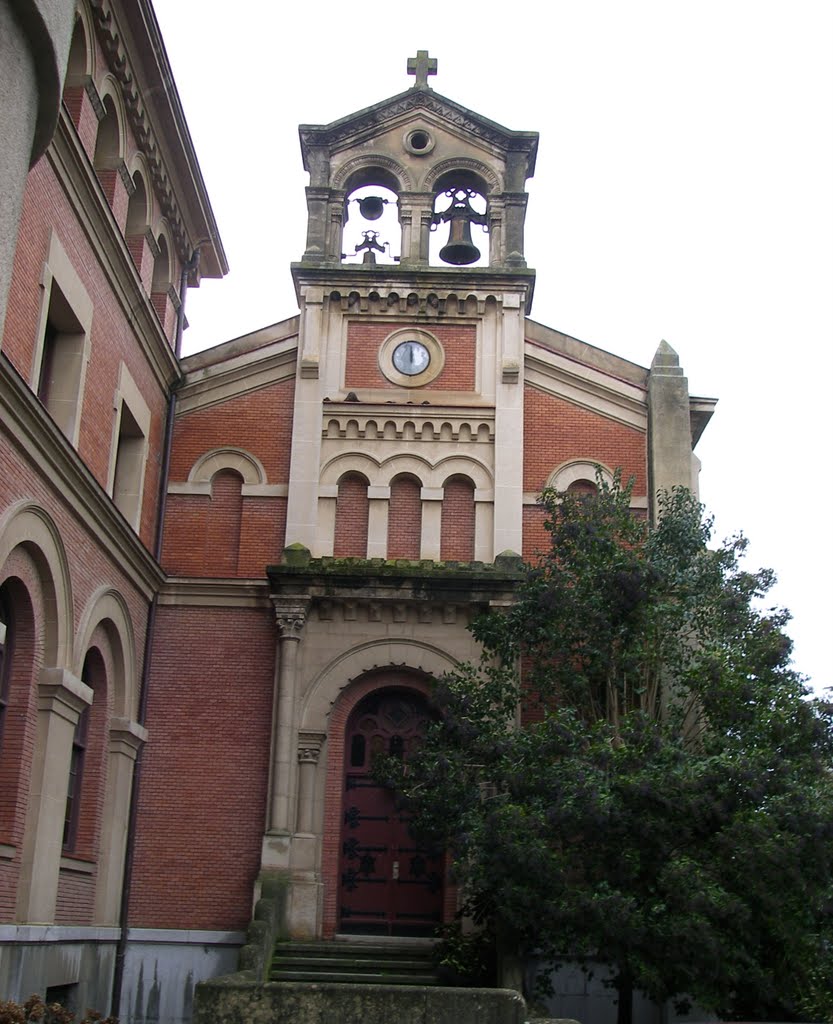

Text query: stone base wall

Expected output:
[194,978,527,1024]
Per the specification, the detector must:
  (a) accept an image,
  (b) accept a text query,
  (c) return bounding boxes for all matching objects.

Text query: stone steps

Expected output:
[269,940,439,986]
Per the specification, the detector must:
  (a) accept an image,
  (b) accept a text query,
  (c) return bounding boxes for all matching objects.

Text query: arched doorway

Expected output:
[338,688,443,936]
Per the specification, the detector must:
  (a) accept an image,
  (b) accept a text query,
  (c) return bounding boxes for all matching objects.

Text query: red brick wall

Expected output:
[0,440,152,917]
[130,605,275,930]
[2,159,171,550]
[206,471,243,576]
[0,560,41,918]
[387,476,421,559]
[162,378,295,576]
[522,386,647,560]
[334,475,369,559]
[440,477,475,562]
[55,871,95,925]
[168,380,295,485]
[345,323,476,391]
[523,385,647,494]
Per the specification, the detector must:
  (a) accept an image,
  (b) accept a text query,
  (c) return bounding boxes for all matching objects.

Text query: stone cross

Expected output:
[407,50,437,89]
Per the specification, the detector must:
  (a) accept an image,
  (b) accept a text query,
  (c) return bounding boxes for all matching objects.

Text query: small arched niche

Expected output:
[342,167,401,266]
[430,169,489,268]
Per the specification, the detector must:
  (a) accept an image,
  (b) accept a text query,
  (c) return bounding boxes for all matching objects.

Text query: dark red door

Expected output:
[339,690,443,936]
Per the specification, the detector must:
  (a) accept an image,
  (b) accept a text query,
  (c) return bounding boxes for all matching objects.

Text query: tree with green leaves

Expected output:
[385,475,833,1023]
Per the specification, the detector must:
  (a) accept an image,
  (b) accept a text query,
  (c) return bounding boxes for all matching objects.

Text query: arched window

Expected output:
[62,17,89,129]
[334,473,369,558]
[440,475,475,561]
[388,475,422,560]
[566,479,598,499]
[126,172,148,238]
[93,95,120,174]
[0,591,11,751]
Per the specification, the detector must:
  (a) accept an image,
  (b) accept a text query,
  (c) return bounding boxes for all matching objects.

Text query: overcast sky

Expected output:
[152,1,832,695]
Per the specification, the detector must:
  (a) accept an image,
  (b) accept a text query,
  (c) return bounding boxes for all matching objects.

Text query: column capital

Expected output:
[297,731,327,764]
[272,598,310,641]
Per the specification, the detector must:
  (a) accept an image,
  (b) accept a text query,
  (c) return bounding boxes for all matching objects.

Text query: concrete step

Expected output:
[270,940,438,986]
[269,969,440,985]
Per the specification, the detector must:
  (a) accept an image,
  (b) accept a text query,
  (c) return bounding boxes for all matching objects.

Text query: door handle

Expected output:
[392,860,399,879]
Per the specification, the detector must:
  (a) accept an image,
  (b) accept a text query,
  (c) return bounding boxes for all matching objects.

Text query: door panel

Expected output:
[339,691,443,936]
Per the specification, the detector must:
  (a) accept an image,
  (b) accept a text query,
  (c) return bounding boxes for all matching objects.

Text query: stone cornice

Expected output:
[175,342,297,416]
[525,348,648,433]
[88,0,227,278]
[291,264,536,315]
[49,110,180,391]
[322,405,495,442]
[0,355,163,599]
[268,553,522,610]
[299,88,538,171]
[156,578,272,608]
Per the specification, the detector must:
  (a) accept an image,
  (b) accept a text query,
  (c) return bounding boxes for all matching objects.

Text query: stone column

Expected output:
[647,340,693,523]
[492,296,525,556]
[296,732,326,834]
[367,486,390,558]
[16,667,92,923]
[268,600,309,834]
[420,488,444,560]
[94,718,147,924]
[502,192,529,268]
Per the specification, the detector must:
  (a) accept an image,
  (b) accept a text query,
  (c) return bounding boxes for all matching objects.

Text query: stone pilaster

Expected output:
[296,732,326,834]
[94,717,147,924]
[268,599,309,834]
[16,667,92,923]
[647,340,693,523]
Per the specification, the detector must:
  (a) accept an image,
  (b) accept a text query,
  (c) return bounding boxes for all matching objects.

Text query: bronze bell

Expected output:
[358,195,385,221]
[437,190,484,265]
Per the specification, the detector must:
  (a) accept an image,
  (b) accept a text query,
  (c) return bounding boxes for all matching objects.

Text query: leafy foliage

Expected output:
[0,997,117,1024]
[386,474,833,1021]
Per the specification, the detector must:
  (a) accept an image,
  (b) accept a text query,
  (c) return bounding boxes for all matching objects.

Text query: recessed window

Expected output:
[112,401,147,528]
[37,282,87,440]
[0,595,10,752]
[63,699,89,853]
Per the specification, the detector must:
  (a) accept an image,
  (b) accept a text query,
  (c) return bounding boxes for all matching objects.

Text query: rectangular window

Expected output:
[62,705,89,852]
[36,282,87,440]
[112,401,147,527]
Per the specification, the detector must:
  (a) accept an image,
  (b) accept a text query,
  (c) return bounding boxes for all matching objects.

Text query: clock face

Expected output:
[392,340,430,376]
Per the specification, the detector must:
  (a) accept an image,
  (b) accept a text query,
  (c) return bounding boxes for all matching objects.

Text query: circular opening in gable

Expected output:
[404,129,435,156]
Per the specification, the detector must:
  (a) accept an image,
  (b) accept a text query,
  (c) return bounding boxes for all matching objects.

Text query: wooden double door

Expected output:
[338,690,444,936]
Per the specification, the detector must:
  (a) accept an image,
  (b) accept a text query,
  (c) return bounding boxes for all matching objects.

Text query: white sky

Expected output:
[152,0,833,695]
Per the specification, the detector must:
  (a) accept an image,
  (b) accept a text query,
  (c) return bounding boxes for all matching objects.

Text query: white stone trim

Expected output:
[546,459,615,491]
[188,447,267,487]
[74,586,138,720]
[0,501,74,669]
[107,362,151,531]
[31,232,94,447]
[300,640,460,731]
[0,925,122,942]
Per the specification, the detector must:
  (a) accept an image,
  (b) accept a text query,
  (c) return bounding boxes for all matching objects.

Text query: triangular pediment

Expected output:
[299,87,538,171]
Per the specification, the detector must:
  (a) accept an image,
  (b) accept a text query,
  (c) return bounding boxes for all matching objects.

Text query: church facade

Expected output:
[0,6,714,1021]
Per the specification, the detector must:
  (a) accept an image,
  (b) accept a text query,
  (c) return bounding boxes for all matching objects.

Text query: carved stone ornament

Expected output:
[273,600,310,640]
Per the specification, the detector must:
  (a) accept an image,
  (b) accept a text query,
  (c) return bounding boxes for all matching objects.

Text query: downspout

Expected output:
[111,246,201,1017]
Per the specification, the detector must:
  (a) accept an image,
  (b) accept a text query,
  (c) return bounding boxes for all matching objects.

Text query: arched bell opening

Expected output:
[341,168,401,266]
[430,169,490,268]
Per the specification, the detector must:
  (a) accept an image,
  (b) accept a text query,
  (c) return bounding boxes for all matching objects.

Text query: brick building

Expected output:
[0,9,714,1022]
